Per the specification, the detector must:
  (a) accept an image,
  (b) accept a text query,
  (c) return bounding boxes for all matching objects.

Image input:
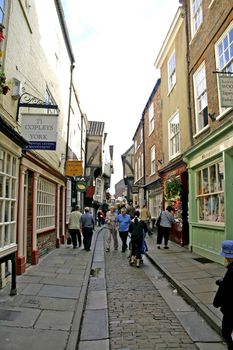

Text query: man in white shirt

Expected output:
[68,205,82,248]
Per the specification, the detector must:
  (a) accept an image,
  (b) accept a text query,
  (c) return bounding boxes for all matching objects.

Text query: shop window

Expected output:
[37,177,55,231]
[0,148,18,251]
[190,0,203,37]
[196,160,224,222]
[193,63,208,133]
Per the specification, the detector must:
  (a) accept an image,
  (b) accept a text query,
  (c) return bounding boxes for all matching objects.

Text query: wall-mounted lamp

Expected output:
[59,153,66,167]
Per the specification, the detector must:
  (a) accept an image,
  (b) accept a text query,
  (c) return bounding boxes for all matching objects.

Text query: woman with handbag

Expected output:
[156,206,175,249]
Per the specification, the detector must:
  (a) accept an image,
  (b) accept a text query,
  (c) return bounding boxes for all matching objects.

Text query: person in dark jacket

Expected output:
[80,207,95,251]
[128,211,147,268]
[213,240,233,350]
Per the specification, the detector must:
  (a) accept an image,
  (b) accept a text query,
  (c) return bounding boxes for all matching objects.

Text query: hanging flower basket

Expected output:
[165,176,182,201]
[0,67,10,95]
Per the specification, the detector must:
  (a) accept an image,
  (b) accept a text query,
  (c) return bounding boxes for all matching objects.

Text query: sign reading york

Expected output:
[21,113,58,150]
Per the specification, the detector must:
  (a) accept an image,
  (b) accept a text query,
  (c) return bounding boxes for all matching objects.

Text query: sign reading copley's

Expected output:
[219,74,233,108]
[21,113,58,150]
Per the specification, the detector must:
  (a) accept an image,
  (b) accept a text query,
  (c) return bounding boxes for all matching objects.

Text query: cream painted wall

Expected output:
[2,0,75,173]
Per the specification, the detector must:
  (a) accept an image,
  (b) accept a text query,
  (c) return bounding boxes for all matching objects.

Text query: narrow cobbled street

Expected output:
[106,249,198,350]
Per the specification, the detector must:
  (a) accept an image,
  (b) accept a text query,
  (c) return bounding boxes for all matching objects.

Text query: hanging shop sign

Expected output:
[66,160,83,177]
[219,74,233,108]
[76,177,88,192]
[86,136,102,168]
[21,113,58,150]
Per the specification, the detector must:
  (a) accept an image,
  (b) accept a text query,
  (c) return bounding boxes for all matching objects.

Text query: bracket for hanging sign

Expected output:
[16,92,59,121]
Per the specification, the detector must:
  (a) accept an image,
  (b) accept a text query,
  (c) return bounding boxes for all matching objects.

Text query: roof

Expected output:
[87,121,105,136]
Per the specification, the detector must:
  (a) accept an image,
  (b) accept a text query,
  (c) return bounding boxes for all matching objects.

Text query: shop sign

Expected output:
[132,185,139,194]
[21,113,58,150]
[76,177,88,192]
[219,74,233,107]
[66,160,83,177]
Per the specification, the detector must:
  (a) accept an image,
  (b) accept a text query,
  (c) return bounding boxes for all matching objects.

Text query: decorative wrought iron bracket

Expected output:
[16,92,59,121]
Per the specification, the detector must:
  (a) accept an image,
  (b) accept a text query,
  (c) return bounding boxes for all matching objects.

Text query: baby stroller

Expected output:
[128,233,147,267]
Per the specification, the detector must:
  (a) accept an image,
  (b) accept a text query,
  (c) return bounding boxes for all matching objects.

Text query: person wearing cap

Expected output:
[68,205,82,248]
[213,240,233,350]
[80,207,95,251]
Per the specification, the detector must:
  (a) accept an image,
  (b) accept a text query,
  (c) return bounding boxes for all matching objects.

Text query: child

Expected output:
[213,240,233,350]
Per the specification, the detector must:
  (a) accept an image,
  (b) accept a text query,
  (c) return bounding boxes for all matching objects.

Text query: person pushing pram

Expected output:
[128,211,148,268]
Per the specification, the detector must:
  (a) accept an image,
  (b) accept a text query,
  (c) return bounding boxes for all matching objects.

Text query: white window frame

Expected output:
[193,62,208,133]
[190,0,203,38]
[196,160,224,223]
[215,21,233,115]
[168,111,180,160]
[37,177,56,232]
[168,50,176,92]
[0,149,18,253]
[148,103,154,135]
[150,145,155,175]
[134,159,138,182]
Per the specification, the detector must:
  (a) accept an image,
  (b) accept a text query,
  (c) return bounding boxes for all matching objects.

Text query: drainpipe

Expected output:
[65,63,75,164]
[142,116,146,200]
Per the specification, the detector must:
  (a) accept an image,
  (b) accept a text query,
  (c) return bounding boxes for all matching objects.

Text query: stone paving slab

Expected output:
[0,307,41,327]
[18,295,77,311]
[79,339,109,350]
[80,309,108,341]
[38,284,81,299]
[175,311,222,342]
[0,326,69,350]
[85,290,107,310]
[35,310,73,330]
[20,283,43,295]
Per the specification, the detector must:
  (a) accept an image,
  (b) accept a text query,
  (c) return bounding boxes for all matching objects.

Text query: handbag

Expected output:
[67,236,72,245]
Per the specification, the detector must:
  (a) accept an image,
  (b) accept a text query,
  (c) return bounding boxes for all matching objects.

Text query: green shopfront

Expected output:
[184,119,233,264]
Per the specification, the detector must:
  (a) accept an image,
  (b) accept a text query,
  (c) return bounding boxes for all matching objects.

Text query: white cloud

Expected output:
[62,0,180,193]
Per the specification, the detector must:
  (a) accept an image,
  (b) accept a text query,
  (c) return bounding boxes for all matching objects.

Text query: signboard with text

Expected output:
[219,74,233,108]
[21,113,58,150]
[66,160,83,177]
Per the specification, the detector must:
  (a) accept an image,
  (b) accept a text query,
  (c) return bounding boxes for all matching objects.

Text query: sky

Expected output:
[61,0,180,193]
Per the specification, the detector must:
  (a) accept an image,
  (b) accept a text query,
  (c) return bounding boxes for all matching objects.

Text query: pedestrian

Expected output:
[127,200,136,219]
[80,207,95,251]
[213,240,233,350]
[128,211,147,268]
[105,205,118,252]
[156,205,175,249]
[68,205,82,248]
[140,203,151,235]
[116,207,131,252]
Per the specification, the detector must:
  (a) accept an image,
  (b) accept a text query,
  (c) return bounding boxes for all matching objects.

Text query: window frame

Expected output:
[148,103,154,135]
[193,62,208,133]
[190,0,203,38]
[167,50,176,92]
[168,111,180,160]
[0,148,18,253]
[195,159,224,223]
[37,177,56,232]
[150,145,155,175]
[215,21,233,115]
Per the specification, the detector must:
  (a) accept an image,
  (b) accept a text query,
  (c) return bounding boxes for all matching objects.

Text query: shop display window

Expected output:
[196,160,224,222]
[37,177,55,231]
[0,148,18,250]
